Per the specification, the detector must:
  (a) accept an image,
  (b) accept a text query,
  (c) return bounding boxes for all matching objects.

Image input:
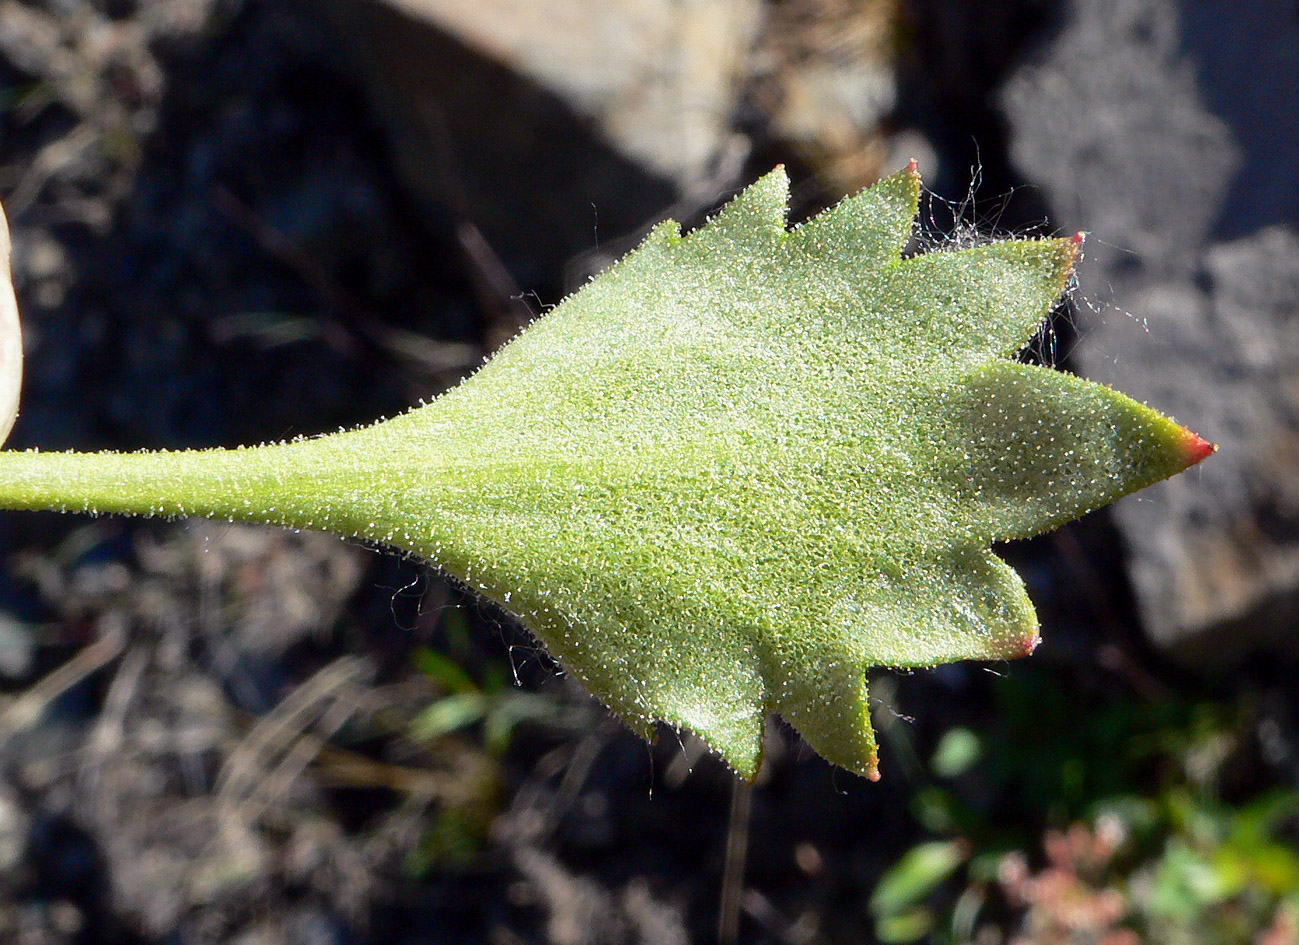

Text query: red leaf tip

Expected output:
[1181,430,1217,468]
[906,157,919,175]
[1070,231,1086,247]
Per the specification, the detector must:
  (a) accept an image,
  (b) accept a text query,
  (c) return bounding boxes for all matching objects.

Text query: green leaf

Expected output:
[875,909,935,944]
[870,840,967,918]
[413,646,480,695]
[410,692,488,741]
[930,727,982,779]
[0,167,1212,780]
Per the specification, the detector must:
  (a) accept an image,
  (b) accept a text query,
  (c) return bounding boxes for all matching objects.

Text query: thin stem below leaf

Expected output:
[718,773,752,945]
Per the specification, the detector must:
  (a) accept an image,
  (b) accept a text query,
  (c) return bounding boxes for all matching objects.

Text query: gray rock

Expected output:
[312,0,761,283]
[1004,0,1299,666]
[1078,230,1299,665]
[0,786,28,872]
[0,612,35,680]
[751,0,900,192]
[371,0,761,187]
[1004,0,1241,281]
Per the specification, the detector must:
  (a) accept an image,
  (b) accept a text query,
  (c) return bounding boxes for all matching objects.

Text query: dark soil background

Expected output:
[1,2,1297,944]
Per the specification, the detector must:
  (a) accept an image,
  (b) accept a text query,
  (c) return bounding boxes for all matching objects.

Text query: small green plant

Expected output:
[0,165,1211,779]
[870,676,1299,944]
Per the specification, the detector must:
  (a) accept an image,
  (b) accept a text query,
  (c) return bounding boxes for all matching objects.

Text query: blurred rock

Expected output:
[1076,231,1299,666]
[391,0,757,185]
[0,785,27,872]
[749,0,900,192]
[1004,0,1299,667]
[513,848,689,945]
[0,611,35,679]
[313,0,761,284]
[1005,0,1241,277]
[1178,1,1299,238]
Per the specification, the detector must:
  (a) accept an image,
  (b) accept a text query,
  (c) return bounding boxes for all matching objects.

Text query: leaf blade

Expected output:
[0,167,1213,780]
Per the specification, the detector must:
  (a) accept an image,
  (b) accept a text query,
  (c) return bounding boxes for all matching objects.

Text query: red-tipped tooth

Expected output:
[1180,430,1217,468]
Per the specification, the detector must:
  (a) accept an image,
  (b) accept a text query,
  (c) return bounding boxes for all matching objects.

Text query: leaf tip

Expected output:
[723,738,765,783]
[899,160,922,209]
[991,622,1040,661]
[1178,429,1217,469]
[1053,232,1083,287]
[689,167,789,250]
